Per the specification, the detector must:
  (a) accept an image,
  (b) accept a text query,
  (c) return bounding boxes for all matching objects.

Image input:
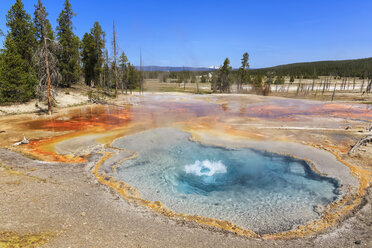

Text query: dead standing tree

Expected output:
[361,78,365,93]
[112,21,119,98]
[34,1,61,115]
[295,76,302,96]
[366,79,372,94]
[331,82,337,101]
[140,48,144,94]
[322,77,327,95]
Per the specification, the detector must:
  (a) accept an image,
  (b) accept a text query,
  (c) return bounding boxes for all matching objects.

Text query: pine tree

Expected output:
[0,0,37,103]
[34,0,54,43]
[102,49,110,88]
[238,52,249,92]
[119,51,128,93]
[211,72,217,92]
[112,21,119,97]
[127,63,139,93]
[91,22,105,86]
[274,75,284,84]
[217,58,232,93]
[56,0,80,87]
[81,32,95,86]
[253,74,263,93]
[81,22,105,87]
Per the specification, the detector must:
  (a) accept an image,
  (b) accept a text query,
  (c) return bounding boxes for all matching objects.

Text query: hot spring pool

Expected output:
[113,128,340,234]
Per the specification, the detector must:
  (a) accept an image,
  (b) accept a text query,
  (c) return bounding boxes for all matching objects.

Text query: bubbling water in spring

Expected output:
[114,128,340,234]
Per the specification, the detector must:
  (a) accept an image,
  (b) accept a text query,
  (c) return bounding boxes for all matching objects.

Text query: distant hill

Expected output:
[136,66,217,72]
[250,57,372,78]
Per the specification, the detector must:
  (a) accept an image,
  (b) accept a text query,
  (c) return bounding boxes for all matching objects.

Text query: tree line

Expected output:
[154,54,371,95]
[0,0,140,109]
[154,53,271,95]
[250,57,372,79]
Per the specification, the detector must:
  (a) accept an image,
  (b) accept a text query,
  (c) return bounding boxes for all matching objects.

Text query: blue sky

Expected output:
[1,0,372,68]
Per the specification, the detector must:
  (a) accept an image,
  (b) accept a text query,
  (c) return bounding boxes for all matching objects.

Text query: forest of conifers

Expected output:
[249,57,372,78]
[0,0,139,104]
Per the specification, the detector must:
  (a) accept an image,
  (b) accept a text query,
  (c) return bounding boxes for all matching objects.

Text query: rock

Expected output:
[81,212,86,217]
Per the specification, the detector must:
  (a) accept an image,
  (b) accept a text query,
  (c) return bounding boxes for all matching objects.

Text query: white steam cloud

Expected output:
[184,160,227,176]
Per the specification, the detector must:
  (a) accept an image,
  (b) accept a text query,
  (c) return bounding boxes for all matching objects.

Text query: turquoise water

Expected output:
[114,129,340,234]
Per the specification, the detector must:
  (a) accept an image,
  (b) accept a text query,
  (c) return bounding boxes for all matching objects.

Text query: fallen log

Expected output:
[90,98,107,104]
[348,135,372,155]
[12,136,29,147]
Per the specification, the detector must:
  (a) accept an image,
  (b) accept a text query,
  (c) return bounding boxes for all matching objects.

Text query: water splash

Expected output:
[184,160,227,176]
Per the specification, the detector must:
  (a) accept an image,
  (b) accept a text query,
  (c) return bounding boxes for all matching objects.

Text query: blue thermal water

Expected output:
[114,129,340,234]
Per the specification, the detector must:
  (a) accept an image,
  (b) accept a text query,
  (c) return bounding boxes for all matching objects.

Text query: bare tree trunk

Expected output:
[366,79,372,94]
[113,21,118,98]
[307,84,311,95]
[44,37,52,115]
[319,79,322,92]
[361,79,365,93]
[103,71,106,89]
[311,77,315,91]
[140,49,143,95]
[331,83,337,101]
[322,78,327,95]
[296,82,300,96]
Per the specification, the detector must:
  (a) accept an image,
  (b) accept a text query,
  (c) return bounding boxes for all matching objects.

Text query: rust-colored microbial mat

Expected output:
[0,94,370,239]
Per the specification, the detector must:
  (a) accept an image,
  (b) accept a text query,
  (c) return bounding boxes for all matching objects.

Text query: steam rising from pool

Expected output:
[184,160,227,176]
[113,128,340,234]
